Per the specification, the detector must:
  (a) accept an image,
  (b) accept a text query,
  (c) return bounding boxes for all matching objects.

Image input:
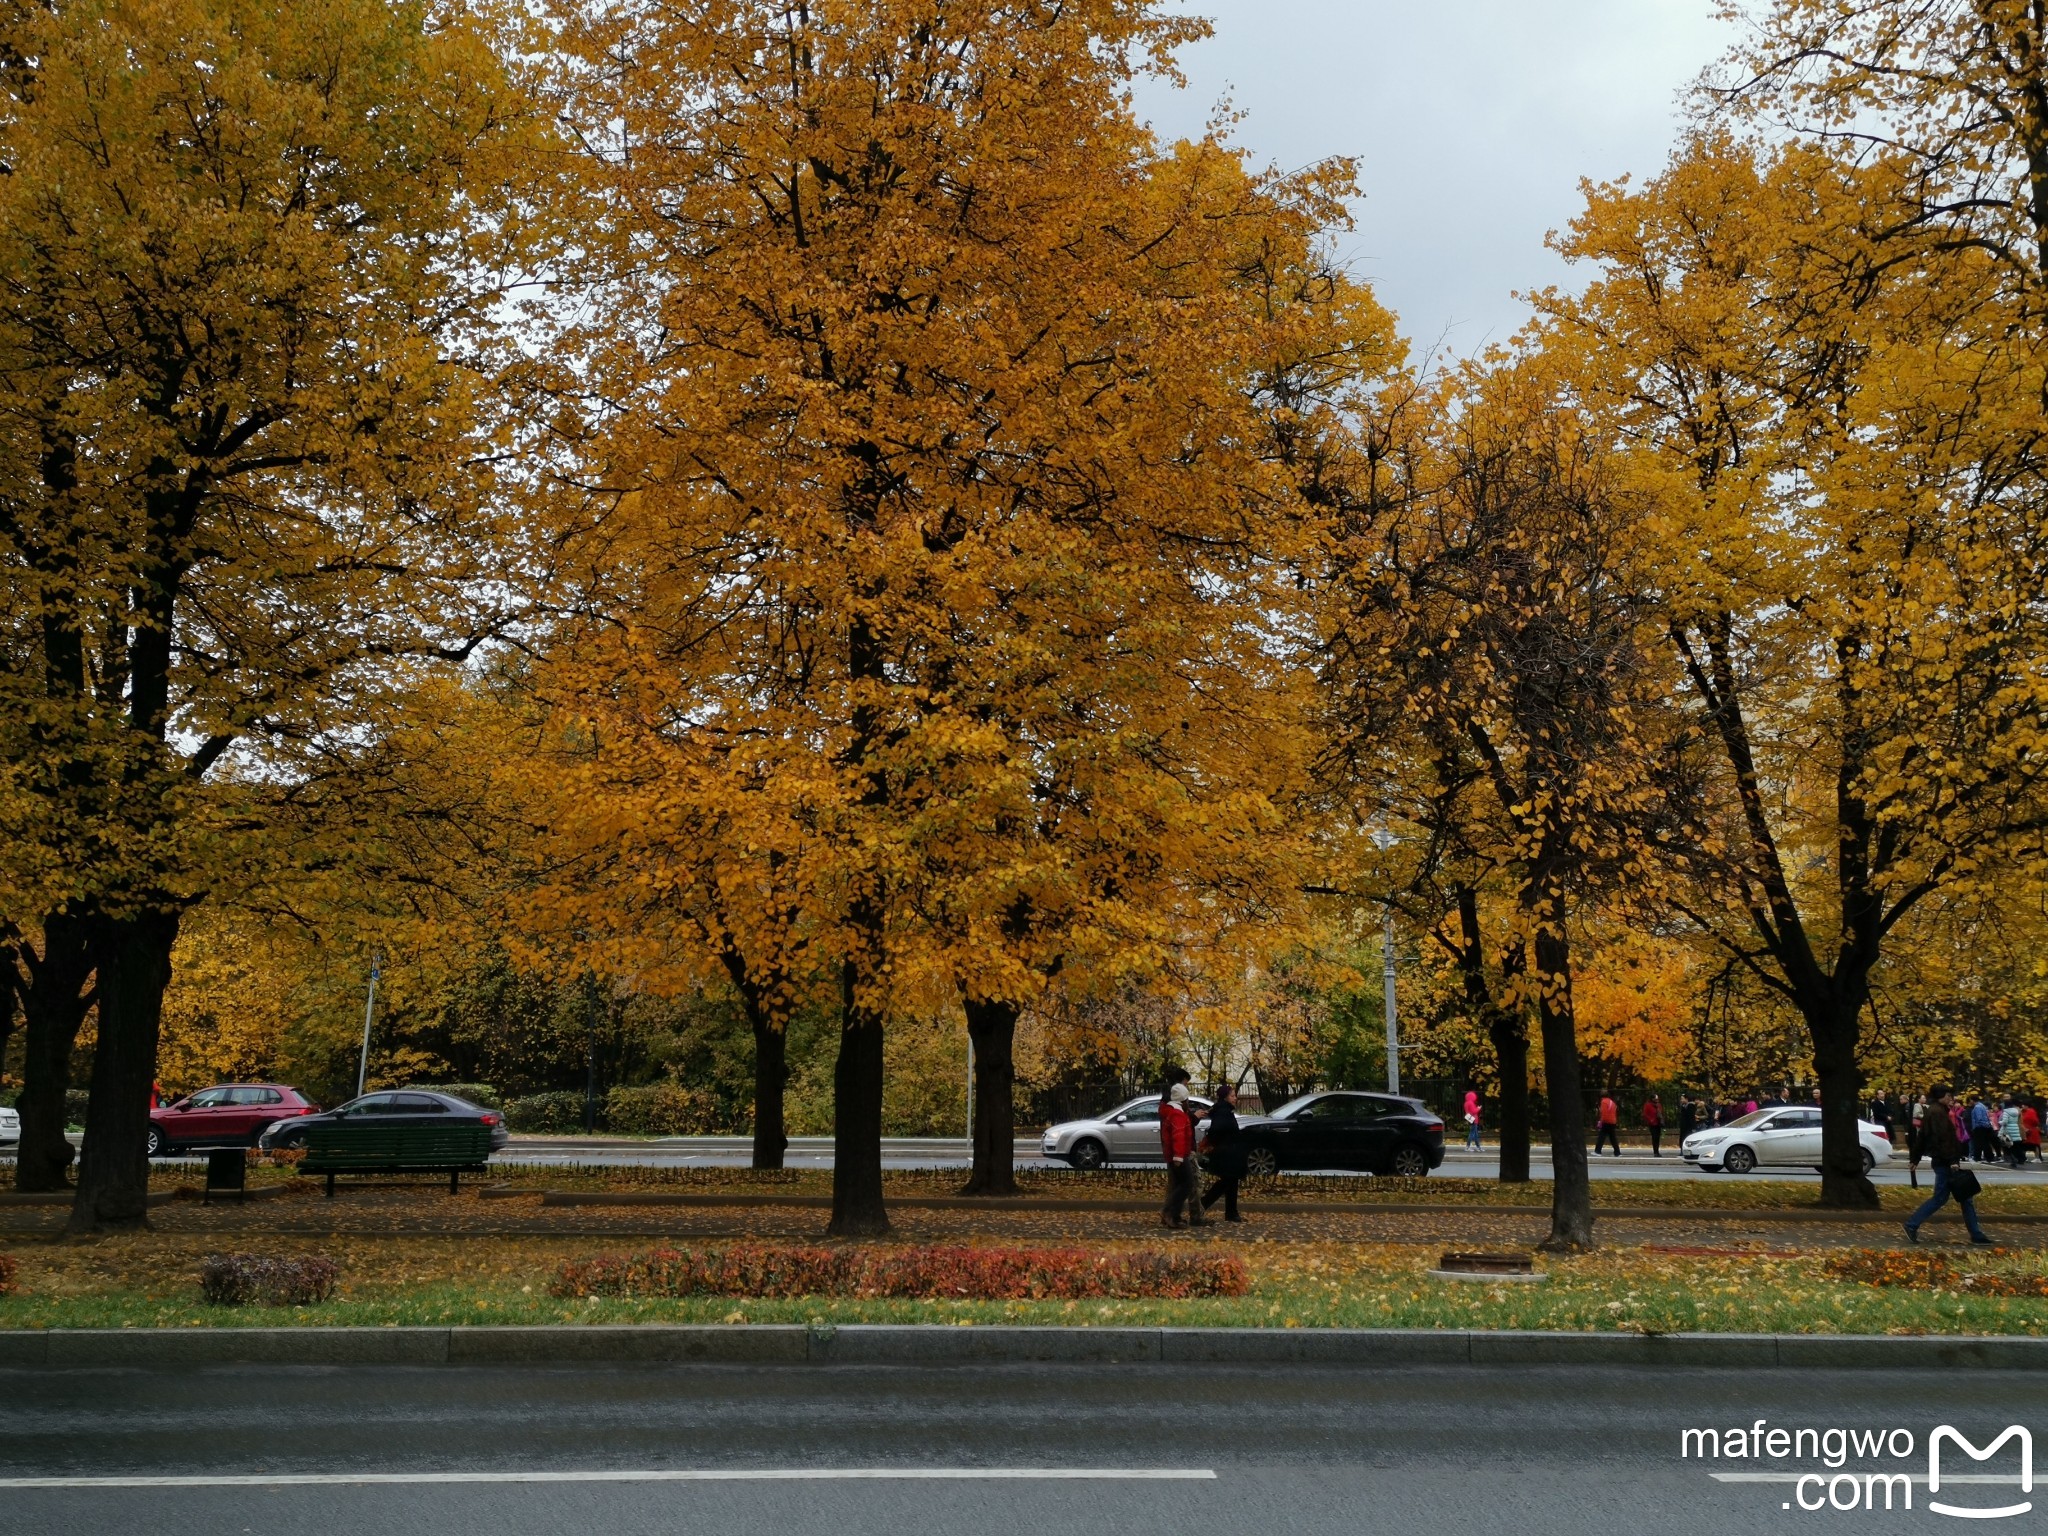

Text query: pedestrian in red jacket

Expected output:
[1595,1095,1621,1157]
[1159,1081,1204,1228]
[1641,1094,1664,1157]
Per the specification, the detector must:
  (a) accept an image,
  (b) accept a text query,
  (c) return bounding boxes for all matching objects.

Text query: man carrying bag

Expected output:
[1905,1084,1993,1246]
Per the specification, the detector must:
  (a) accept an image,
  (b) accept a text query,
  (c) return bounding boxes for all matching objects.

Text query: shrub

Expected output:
[0,1253,17,1296]
[199,1252,339,1307]
[552,1243,1250,1301]
[605,1082,721,1137]
[504,1092,587,1133]
[64,1088,90,1127]
[418,1083,502,1109]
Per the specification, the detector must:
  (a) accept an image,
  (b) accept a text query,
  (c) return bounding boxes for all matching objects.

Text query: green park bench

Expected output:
[301,1122,493,1197]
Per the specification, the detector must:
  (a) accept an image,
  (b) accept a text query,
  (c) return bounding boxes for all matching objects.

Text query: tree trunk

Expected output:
[750,1012,789,1171]
[69,909,179,1232]
[14,912,94,1193]
[827,956,889,1237]
[1458,884,1531,1183]
[0,960,14,1093]
[1813,1008,1878,1208]
[960,996,1019,1196]
[1487,1009,1532,1184]
[1532,924,1593,1251]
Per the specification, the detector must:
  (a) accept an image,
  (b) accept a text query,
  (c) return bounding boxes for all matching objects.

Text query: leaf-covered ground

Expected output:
[4,1234,2048,1334]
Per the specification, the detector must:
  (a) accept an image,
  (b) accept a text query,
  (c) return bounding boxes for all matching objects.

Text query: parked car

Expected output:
[0,1103,18,1146]
[1040,1094,1214,1170]
[1681,1108,1890,1174]
[1232,1091,1446,1178]
[147,1084,321,1157]
[257,1090,508,1152]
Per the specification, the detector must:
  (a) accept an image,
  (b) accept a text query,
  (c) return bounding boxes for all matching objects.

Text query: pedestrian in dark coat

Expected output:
[1905,1085,1991,1245]
[1200,1084,1248,1223]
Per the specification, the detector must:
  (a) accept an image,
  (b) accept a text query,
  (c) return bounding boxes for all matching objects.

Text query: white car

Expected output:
[1682,1107,1891,1174]
[0,1103,18,1146]
[1040,1094,1212,1170]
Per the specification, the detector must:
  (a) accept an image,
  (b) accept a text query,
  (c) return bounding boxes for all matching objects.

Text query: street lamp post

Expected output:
[1383,902,1399,1096]
[354,954,381,1099]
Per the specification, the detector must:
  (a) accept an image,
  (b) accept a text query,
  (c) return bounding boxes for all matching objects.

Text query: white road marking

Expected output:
[0,1467,1217,1489]
[1711,1473,2022,1484]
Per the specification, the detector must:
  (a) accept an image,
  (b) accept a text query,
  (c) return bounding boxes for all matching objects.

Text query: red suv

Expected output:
[147,1084,321,1157]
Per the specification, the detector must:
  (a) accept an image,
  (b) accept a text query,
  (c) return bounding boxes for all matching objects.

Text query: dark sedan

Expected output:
[258,1090,507,1152]
[1233,1091,1445,1178]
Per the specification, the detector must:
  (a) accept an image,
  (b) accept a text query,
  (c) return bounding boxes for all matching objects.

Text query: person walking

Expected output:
[1905,1085,1992,1245]
[1200,1083,1247,1223]
[1642,1093,1664,1157]
[1463,1088,1483,1152]
[1159,1080,1204,1228]
[1969,1095,1996,1162]
[2001,1099,2025,1169]
[1595,1094,1621,1156]
[2023,1100,2042,1165]
[1677,1095,1698,1144]
[1868,1092,1893,1145]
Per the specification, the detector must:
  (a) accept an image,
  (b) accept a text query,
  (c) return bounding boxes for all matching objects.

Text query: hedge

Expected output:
[605,1083,721,1137]
[504,1091,587,1133]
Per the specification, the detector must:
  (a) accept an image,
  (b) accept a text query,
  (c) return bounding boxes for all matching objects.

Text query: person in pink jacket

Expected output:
[1463,1089,1482,1152]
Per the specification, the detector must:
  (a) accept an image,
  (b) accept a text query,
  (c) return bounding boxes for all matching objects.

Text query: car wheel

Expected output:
[1069,1138,1107,1171]
[1244,1145,1281,1179]
[1861,1148,1876,1174]
[145,1125,165,1159]
[1723,1144,1757,1175]
[1389,1144,1430,1179]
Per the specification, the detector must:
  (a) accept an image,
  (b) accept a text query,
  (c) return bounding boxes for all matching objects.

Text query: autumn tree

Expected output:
[1322,360,1678,1249]
[550,0,1378,1231]
[0,0,562,1228]
[1714,0,2048,294]
[1545,133,2048,1206]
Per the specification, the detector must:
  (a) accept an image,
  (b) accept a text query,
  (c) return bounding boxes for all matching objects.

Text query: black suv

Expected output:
[1233,1092,1446,1178]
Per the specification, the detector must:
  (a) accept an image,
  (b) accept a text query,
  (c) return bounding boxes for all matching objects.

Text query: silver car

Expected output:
[0,1103,16,1146]
[1041,1094,1213,1170]
[1682,1108,1892,1174]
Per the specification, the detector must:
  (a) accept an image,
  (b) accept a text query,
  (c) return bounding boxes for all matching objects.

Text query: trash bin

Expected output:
[204,1147,247,1204]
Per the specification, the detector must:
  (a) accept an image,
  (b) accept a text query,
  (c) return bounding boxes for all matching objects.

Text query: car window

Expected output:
[188,1088,231,1108]
[1269,1095,1322,1119]
[1120,1102,1160,1123]
[395,1094,448,1113]
[344,1094,396,1114]
[1787,1109,1822,1128]
[229,1087,280,1105]
[1309,1096,1369,1122]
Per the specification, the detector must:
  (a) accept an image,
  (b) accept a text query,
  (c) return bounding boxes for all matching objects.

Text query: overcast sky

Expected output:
[1131,0,1735,359]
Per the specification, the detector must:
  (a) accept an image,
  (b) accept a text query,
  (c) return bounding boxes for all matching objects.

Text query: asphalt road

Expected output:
[2,1360,2039,1535]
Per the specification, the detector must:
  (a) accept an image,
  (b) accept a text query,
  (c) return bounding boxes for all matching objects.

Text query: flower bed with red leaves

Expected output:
[1825,1249,2048,1297]
[551,1243,1250,1301]
[0,1253,16,1296]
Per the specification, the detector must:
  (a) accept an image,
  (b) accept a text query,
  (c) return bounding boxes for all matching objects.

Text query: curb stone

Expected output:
[4,1325,2048,1369]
